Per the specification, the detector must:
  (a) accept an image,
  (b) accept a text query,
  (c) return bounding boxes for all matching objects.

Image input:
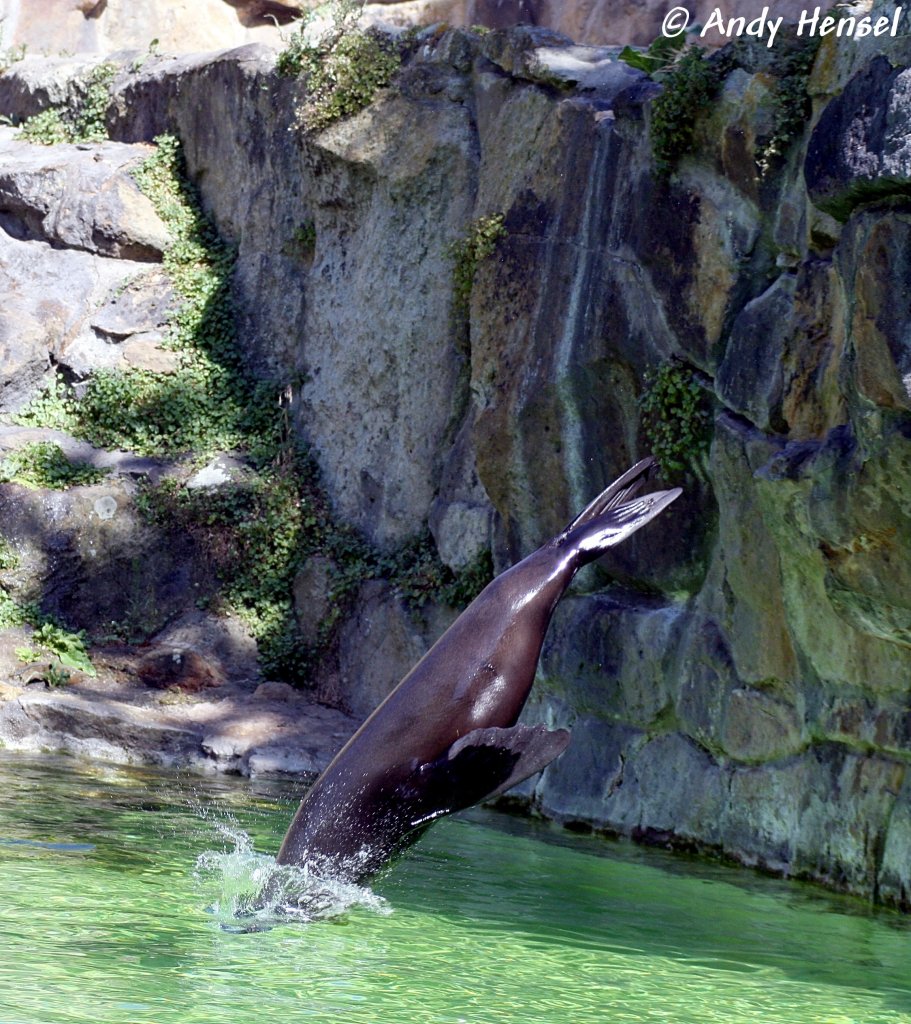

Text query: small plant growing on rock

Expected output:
[0,442,107,490]
[639,361,711,478]
[618,31,687,77]
[619,34,721,177]
[379,536,493,612]
[277,0,401,132]
[13,134,260,459]
[130,37,160,73]
[41,663,72,687]
[17,62,116,144]
[446,213,507,322]
[0,537,19,572]
[16,108,71,145]
[14,653,72,687]
[0,32,26,74]
[291,220,317,261]
[73,61,117,141]
[0,589,31,630]
[13,375,77,432]
[68,134,275,458]
[3,598,95,677]
[0,560,86,677]
[28,621,94,674]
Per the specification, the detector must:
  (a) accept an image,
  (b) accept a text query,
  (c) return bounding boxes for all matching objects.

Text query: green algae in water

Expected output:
[0,752,909,1024]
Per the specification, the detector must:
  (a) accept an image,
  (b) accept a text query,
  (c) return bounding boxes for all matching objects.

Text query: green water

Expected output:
[0,753,909,1024]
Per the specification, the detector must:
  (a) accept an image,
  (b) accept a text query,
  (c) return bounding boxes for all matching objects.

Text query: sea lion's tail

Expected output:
[562,456,657,533]
[561,458,682,564]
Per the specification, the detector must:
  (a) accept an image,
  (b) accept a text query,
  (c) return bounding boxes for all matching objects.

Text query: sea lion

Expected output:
[274,457,681,886]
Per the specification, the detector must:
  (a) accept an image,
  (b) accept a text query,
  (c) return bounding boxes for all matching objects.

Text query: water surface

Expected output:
[0,752,908,1024]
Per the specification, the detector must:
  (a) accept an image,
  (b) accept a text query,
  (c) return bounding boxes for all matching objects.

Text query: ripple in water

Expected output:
[195,822,392,930]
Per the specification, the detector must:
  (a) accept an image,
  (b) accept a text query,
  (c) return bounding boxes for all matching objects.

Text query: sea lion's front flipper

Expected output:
[477,724,572,800]
[408,725,571,827]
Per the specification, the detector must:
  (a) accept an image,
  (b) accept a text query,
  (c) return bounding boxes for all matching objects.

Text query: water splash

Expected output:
[195,821,391,929]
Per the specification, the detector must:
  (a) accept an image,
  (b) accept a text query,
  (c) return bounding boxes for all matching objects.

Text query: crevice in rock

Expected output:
[0,207,46,244]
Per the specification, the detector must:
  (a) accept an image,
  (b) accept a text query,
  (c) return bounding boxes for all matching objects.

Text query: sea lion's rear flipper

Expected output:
[568,485,682,563]
[408,725,571,827]
[563,456,657,534]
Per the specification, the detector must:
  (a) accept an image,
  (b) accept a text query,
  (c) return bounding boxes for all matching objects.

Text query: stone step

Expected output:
[0,671,358,777]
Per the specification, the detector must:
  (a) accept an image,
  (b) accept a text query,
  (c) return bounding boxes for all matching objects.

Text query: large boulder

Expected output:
[0,129,170,259]
[0,229,154,411]
[0,126,178,408]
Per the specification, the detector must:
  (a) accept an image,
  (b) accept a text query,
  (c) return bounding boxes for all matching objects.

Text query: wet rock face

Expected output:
[1,28,911,908]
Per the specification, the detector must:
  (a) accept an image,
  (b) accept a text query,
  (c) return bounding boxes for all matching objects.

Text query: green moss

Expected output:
[650,48,721,177]
[640,361,711,478]
[446,213,507,322]
[277,0,401,132]
[17,62,116,145]
[0,442,107,490]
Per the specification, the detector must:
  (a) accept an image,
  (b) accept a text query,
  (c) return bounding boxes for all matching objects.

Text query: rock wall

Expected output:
[1,11,911,908]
